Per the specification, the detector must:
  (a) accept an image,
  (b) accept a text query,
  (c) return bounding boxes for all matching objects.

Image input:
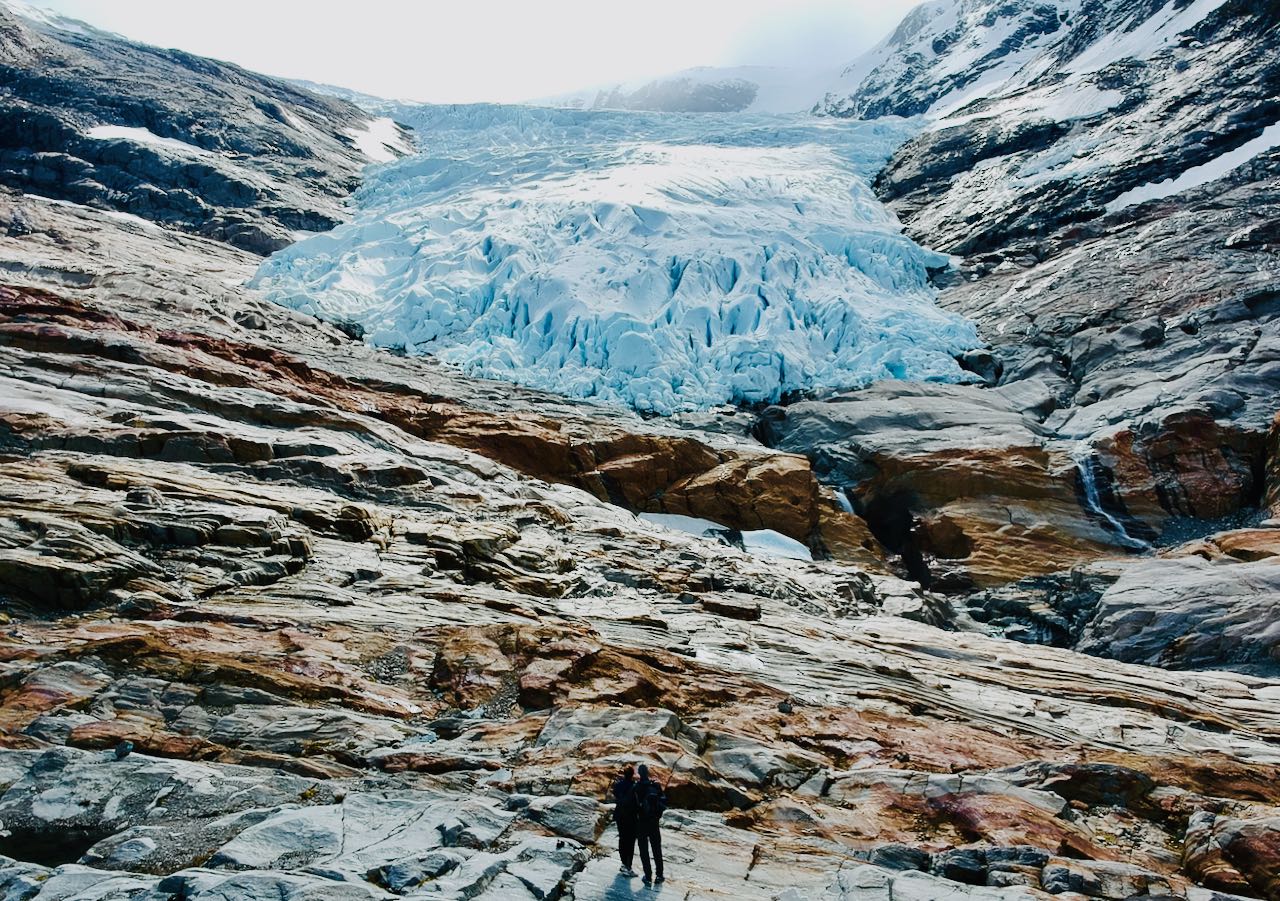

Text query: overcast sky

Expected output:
[32,0,921,103]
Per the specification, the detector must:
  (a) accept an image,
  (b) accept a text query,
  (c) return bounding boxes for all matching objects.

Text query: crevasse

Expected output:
[251,104,982,414]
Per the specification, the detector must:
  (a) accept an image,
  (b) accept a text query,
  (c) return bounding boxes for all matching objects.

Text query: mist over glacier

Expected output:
[251,104,981,413]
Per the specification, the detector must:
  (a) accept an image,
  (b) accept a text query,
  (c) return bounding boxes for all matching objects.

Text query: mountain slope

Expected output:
[769,0,1280,634]
[0,1,411,253]
[819,0,1279,253]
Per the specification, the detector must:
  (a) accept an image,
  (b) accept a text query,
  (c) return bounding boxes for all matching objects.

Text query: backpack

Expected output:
[613,778,637,814]
[637,780,666,820]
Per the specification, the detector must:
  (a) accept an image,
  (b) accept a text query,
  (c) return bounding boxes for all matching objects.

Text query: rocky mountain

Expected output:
[0,2,411,253]
[1,1,1280,900]
[778,0,1280,654]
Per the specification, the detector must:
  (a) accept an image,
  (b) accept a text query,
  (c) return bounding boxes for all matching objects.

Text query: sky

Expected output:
[30,0,921,103]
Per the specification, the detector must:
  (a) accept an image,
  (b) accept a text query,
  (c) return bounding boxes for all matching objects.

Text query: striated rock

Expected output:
[1076,557,1280,673]
[1090,413,1267,533]
[1182,809,1280,901]
[762,382,1124,589]
[700,594,763,622]
[2,72,1280,901]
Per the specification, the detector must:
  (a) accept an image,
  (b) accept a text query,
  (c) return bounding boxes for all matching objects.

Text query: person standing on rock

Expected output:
[635,763,667,885]
[612,764,640,877]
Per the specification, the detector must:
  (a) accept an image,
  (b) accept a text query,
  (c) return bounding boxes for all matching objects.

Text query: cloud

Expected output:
[33,0,920,102]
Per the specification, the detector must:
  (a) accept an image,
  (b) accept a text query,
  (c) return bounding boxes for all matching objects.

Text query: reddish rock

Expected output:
[658,452,819,542]
[1184,811,1280,900]
[1095,411,1267,531]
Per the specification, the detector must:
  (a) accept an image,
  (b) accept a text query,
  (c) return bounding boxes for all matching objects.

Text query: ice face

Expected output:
[251,104,981,414]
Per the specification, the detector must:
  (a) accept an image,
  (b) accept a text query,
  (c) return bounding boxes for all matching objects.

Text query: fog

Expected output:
[30,0,921,103]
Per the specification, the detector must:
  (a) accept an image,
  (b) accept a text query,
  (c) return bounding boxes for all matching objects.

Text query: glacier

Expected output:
[251,104,981,414]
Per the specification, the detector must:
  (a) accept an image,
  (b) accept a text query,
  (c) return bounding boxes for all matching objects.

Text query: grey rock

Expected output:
[535,706,682,749]
[513,794,608,844]
[1077,556,1280,673]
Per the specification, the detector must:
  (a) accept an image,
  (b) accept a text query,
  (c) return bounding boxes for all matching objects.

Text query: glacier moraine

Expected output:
[251,104,981,414]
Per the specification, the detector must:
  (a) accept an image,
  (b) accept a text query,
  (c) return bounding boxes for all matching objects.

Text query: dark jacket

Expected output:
[613,776,638,819]
[635,777,667,824]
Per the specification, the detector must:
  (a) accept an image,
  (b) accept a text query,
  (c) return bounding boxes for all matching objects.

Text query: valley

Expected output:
[0,1,1278,899]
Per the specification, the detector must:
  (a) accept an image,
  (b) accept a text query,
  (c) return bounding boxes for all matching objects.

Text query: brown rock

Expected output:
[658,452,819,542]
[855,443,1118,588]
[701,595,763,621]
[814,488,888,568]
[1184,810,1280,900]
[1095,411,1267,530]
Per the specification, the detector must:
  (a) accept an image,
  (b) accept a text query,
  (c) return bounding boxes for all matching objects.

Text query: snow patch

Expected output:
[345,117,412,163]
[639,513,812,561]
[941,84,1125,127]
[1065,0,1230,74]
[1107,120,1280,212]
[741,529,812,561]
[85,125,211,157]
[254,105,980,415]
[639,513,724,537]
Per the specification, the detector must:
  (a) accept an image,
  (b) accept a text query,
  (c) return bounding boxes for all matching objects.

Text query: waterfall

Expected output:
[1072,444,1149,550]
[835,489,855,514]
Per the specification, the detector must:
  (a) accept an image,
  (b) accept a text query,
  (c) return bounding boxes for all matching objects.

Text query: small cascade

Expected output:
[835,488,855,515]
[1072,444,1150,551]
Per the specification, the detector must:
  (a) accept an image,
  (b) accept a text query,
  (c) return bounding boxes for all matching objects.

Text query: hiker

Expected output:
[612,764,639,876]
[635,763,667,885]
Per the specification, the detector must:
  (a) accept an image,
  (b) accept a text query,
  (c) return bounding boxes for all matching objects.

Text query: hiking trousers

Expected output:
[638,822,663,880]
[617,815,637,869]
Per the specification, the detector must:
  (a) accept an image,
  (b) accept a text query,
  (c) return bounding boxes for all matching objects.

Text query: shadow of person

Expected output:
[604,871,650,899]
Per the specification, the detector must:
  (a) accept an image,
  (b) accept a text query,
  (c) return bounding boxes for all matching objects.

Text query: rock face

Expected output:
[1,157,1278,901]
[761,382,1124,590]
[759,0,1280,675]
[0,3,409,253]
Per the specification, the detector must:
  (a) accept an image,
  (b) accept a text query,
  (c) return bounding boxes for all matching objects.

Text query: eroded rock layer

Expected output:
[1,166,1279,901]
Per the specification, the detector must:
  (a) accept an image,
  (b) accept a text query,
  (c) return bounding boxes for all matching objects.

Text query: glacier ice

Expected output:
[251,104,981,414]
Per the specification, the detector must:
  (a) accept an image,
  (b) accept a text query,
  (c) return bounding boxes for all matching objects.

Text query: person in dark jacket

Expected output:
[635,763,667,885]
[612,764,639,876]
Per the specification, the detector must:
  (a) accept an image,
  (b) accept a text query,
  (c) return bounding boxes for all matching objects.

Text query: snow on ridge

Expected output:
[345,117,414,163]
[4,0,111,38]
[1064,0,1231,75]
[85,125,211,157]
[1107,120,1280,212]
[252,105,981,415]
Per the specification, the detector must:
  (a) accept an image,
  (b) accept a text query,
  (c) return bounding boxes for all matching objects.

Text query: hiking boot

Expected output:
[619,866,637,877]
[655,875,665,883]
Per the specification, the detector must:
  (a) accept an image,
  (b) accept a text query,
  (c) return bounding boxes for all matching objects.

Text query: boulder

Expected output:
[510,794,608,843]
[1183,810,1280,900]
[1076,556,1280,671]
